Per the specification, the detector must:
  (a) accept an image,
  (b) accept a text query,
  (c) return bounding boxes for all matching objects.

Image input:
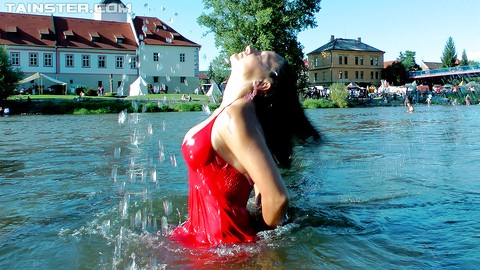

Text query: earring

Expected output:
[244,83,257,100]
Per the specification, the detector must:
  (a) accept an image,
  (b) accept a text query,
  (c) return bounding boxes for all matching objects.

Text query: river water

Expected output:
[1,104,479,269]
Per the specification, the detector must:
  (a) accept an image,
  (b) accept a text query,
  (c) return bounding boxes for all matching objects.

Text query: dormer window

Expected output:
[90,32,100,42]
[6,26,17,33]
[39,29,51,40]
[5,26,17,36]
[114,34,125,44]
[145,30,154,38]
[153,22,163,32]
[64,30,74,40]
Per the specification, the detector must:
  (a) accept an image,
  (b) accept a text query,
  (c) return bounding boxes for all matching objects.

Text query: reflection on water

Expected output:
[1,105,480,269]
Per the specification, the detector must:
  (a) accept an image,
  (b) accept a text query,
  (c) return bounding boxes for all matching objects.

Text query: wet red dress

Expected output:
[172,110,257,247]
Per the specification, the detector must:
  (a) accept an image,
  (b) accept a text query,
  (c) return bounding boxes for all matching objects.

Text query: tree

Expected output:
[459,49,469,66]
[198,0,322,88]
[207,53,230,85]
[0,46,23,100]
[398,50,420,71]
[382,61,407,86]
[440,36,457,68]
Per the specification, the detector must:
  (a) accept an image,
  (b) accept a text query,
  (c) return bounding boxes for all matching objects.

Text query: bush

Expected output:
[302,98,336,109]
[329,83,349,108]
[174,102,203,112]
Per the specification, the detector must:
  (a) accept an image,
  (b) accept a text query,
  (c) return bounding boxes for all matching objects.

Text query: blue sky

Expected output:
[1,0,479,70]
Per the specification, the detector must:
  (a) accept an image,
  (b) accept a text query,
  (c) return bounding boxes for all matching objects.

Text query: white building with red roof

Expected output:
[0,0,201,95]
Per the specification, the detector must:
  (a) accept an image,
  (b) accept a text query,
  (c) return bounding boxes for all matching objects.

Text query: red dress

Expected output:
[172,110,257,247]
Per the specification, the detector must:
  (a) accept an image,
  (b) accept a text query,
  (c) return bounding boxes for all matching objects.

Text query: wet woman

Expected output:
[172,46,319,247]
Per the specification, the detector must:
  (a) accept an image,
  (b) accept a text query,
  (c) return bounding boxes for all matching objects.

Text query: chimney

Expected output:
[357,37,362,42]
[330,35,335,41]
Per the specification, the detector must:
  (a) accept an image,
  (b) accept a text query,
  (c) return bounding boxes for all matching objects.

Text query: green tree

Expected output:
[329,83,348,108]
[207,53,230,85]
[0,46,23,100]
[398,50,419,71]
[459,49,469,66]
[440,36,457,68]
[382,61,407,86]
[198,0,322,87]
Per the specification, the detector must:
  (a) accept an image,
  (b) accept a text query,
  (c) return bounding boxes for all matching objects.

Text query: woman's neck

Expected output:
[220,79,251,107]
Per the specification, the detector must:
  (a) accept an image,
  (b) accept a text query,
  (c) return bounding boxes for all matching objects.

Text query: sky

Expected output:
[1,0,479,70]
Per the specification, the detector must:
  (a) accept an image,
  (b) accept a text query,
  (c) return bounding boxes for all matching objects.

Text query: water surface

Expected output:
[1,105,479,269]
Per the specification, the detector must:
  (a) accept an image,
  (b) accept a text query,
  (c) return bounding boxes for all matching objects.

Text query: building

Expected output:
[0,0,201,95]
[306,35,384,87]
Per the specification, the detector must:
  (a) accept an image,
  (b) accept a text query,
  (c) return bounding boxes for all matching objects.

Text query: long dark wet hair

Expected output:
[253,60,320,168]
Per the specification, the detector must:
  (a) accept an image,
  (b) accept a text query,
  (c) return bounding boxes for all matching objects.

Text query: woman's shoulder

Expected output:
[215,99,258,135]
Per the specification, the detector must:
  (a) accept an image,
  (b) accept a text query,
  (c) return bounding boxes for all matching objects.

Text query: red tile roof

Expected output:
[0,12,56,47]
[0,12,200,51]
[133,16,200,47]
[53,16,137,50]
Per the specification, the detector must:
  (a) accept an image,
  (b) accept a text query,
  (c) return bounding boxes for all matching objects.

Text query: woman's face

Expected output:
[230,46,281,81]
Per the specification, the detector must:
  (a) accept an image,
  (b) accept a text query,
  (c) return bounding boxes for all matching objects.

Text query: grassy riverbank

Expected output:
[2,92,467,116]
[2,94,214,115]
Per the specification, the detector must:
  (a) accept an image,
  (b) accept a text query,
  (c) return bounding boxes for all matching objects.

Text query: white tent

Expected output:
[205,81,223,103]
[129,76,148,96]
[19,72,67,94]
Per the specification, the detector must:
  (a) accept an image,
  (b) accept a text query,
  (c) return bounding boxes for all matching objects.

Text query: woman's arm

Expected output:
[216,101,288,228]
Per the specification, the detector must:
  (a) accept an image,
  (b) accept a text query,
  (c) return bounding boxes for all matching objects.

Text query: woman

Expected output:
[172,46,319,247]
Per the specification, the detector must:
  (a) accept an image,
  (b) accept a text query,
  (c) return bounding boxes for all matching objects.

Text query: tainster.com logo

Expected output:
[4,3,132,14]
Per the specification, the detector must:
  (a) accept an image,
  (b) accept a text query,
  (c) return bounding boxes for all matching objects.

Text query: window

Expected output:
[180,76,186,83]
[360,71,364,79]
[130,56,137,69]
[344,56,348,65]
[370,71,374,79]
[314,73,318,82]
[29,53,38,67]
[375,57,379,66]
[65,54,74,67]
[355,56,358,65]
[43,53,53,67]
[153,52,159,62]
[98,55,106,68]
[360,57,364,65]
[370,57,374,65]
[355,71,359,79]
[180,53,185,62]
[116,56,124,68]
[338,56,342,65]
[314,57,318,67]
[82,55,90,68]
[344,71,348,79]
[10,52,20,66]
[98,81,103,87]
[375,71,379,79]
[338,71,343,79]
[153,76,159,83]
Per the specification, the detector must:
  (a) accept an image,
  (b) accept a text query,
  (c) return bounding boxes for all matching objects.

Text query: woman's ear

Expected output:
[253,80,271,92]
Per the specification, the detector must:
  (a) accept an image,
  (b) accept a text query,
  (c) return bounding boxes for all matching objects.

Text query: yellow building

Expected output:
[307,35,385,87]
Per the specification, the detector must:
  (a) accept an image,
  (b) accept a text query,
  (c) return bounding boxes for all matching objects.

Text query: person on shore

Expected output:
[172,45,319,247]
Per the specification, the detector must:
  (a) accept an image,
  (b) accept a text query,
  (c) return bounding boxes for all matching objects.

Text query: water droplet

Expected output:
[145,19,149,24]
[184,79,189,86]
[163,201,173,216]
[161,6,166,12]
[170,153,177,167]
[144,3,149,8]
[224,58,230,64]
[169,18,174,24]
[174,12,178,16]
[165,75,171,82]
[142,25,148,33]
[139,34,144,41]
[156,63,163,71]
[118,110,127,124]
